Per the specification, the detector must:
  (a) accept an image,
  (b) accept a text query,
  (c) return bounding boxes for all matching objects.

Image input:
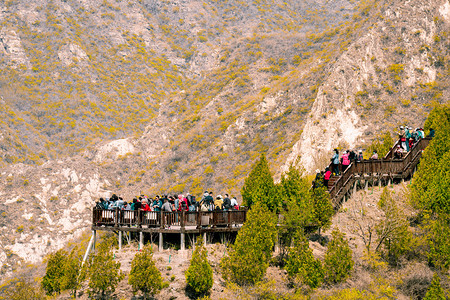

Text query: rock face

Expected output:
[0,0,449,279]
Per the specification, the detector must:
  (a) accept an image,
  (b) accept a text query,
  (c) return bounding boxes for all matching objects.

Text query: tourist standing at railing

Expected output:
[206,191,214,211]
[370,150,378,160]
[405,126,411,151]
[141,199,151,211]
[214,195,224,210]
[349,149,357,163]
[230,196,239,210]
[123,201,131,210]
[394,145,405,159]
[398,125,407,150]
[331,148,340,175]
[161,198,172,212]
[341,150,350,173]
[153,196,162,212]
[357,150,364,162]
[223,194,231,211]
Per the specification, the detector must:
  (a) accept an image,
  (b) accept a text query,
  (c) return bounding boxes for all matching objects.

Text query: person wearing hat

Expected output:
[394,145,405,159]
[397,125,406,150]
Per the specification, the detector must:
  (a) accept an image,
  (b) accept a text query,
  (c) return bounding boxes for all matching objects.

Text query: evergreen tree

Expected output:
[423,273,446,300]
[278,164,314,258]
[323,229,354,284]
[221,203,277,285]
[311,185,334,234]
[241,154,280,212]
[61,247,84,298]
[411,103,450,271]
[185,237,213,297]
[285,229,324,289]
[376,188,412,265]
[128,245,163,298]
[42,249,67,295]
[87,241,124,298]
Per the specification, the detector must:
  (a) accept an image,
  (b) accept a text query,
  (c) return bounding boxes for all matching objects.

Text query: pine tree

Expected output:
[221,203,277,285]
[87,241,124,297]
[128,245,163,298]
[42,249,67,295]
[185,237,213,297]
[423,273,446,300]
[61,247,84,298]
[285,229,324,289]
[278,164,314,257]
[241,154,280,212]
[376,188,412,265]
[410,103,450,271]
[311,185,334,234]
[323,229,354,284]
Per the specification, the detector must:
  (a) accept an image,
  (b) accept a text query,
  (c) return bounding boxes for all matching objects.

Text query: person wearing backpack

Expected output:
[223,194,231,211]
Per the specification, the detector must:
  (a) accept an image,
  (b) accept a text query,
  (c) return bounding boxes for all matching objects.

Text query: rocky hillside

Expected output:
[0,0,449,277]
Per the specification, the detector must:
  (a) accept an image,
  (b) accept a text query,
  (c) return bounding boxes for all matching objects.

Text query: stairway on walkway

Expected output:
[324,137,431,208]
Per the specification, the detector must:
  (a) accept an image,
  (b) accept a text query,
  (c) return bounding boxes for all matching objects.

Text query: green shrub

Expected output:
[221,204,277,285]
[87,241,124,297]
[129,245,163,297]
[285,229,324,288]
[323,229,354,284]
[185,237,213,296]
[42,249,68,295]
[423,273,446,300]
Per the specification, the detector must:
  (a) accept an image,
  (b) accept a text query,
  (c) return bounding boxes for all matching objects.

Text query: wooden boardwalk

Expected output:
[86,137,431,256]
[326,137,431,208]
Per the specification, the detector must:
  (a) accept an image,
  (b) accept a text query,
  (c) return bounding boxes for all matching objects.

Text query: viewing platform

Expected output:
[88,209,247,254]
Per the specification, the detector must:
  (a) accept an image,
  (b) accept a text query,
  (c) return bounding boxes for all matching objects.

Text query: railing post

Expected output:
[115,207,119,227]
[227,210,231,228]
[137,210,142,228]
[197,211,201,229]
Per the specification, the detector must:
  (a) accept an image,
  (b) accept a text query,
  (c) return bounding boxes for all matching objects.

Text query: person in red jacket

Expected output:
[341,150,351,173]
[324,167,332,188]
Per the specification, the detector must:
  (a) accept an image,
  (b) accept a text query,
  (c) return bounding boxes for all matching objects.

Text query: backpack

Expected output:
[181,199,187,210]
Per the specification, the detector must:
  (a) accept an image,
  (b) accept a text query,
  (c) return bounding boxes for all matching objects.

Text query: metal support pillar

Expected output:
[92,230,96,252]
[118,231,122,251]
[181,233,185,251]
[203,232,207,247]
[159,232,163,251]
[139,232,144,250]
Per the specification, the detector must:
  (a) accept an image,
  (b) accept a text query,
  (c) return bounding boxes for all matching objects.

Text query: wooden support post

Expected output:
[160,210,164,229]
[159,232,163,252]
[139,232,144,250]
[118,231,122,251]
[364,179,368,191]
[203,232,207,247]
[353,181,357,194]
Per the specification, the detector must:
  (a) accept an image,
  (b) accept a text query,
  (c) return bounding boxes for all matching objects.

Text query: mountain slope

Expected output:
[0,0,449,276]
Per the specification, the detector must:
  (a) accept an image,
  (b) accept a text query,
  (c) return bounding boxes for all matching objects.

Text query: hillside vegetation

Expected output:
[0,0,449,287]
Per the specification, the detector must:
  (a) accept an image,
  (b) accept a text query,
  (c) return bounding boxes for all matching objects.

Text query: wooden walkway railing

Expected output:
[326,137,431,208]
[92,209,247,230]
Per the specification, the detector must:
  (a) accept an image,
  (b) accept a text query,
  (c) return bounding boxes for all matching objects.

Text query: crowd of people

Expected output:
[95,191,240,212]
[312,125,434,189]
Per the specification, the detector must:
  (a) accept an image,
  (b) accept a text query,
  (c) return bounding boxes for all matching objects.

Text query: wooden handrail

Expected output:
[93,209,248,228]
